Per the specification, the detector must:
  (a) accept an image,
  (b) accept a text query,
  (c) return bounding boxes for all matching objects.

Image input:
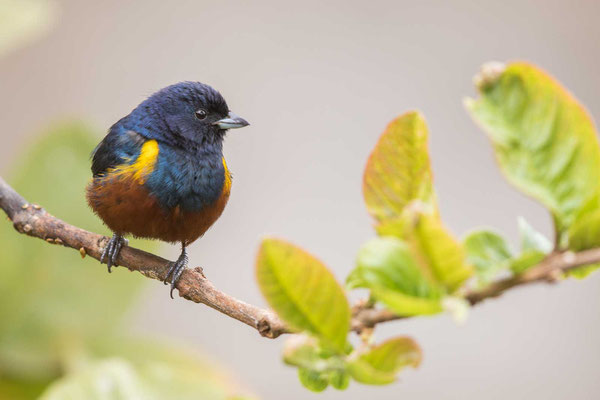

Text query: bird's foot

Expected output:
[100,233,128,273]
[164,248,188,299]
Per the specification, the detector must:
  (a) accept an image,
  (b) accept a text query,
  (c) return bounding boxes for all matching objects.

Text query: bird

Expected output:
[86,82,249,297]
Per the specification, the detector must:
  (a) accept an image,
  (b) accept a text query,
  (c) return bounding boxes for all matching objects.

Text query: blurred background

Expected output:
[1,0,600,398]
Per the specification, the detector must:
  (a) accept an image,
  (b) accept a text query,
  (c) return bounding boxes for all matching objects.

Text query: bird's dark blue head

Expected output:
[117,81,249,150]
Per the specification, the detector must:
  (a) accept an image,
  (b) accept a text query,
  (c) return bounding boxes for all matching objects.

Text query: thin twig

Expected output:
[1,176,598,338]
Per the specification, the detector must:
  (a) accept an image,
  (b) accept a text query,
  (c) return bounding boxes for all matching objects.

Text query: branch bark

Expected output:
[1,175,598,338]
[0,176,288,338]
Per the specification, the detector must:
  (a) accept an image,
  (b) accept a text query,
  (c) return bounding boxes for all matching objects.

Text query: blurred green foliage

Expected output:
[0,0,57,56]
[0,123,145,381]
[39,338,237,400]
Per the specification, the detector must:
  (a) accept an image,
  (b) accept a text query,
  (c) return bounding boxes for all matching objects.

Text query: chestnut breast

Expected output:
[87,139,231,244]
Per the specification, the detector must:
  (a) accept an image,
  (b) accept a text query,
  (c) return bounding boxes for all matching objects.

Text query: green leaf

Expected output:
[567,265,600,279]
[466,62,600,243]
[566,196,600,278]
[284,335,420,390]
[283,335,349,392]
[509,250,546,274]
[363,111,437,232]
[569,195,600,279]
[298,368,328,392]
[568,195,600,251]
[256,239,350,352]
[518,217,552,253]
[359,337,421,373]
[347,359,396,385]
[407,213,473,292]
[349,237,443,316]
[0,122,151,380]
[464,229,512,283]
[348,337,421,385]
[40,359,145,399]
[329,370,350,390]
[38,358,228,400]
[362,112,471,291]
[282,335,322,369]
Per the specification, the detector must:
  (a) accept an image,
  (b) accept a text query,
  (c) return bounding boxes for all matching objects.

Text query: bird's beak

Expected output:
[213,112,249,130]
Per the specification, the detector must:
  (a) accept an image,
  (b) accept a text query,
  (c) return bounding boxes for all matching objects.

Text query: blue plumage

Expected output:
[145,144,225,211]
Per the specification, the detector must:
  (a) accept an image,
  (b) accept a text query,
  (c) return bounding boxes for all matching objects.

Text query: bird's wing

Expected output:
[91,129,146,177]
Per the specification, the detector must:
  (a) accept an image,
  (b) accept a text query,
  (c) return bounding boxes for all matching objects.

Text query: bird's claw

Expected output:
[163,249,188,299]
[100,234,127,273]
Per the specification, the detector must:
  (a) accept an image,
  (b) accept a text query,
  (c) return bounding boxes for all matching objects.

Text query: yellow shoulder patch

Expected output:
[132,140,160,183]
[222,157,232,194]
[111,140,159,184]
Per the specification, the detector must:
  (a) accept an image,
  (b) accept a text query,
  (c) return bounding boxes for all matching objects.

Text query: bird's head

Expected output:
[126,81,249,149]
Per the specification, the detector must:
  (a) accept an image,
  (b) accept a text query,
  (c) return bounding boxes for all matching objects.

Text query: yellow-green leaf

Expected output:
[297,368,328,392]
[363,111,437,231]
[256,239,350,352]
[347,360,396,385]
[38,356,230,400]
[348,237,443,316]
[282,335,322,369]
[362,111,471,291]
[567,264,600,279]
[407,213,473,292]
[569,195,600,251]
[359,337,421,373]
[509,250,546,274]
[282,335,350,392]
[85,337,245,400]
[566,195,600,278]
[329,370,350,390]
[348,337,421,385]
[463,229,512,284]
[466,62,600,243]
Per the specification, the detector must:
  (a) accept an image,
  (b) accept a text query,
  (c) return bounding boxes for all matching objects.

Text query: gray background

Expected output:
[1,0,600,398]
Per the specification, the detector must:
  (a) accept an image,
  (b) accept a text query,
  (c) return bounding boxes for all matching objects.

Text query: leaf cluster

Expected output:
[256,62,600,391]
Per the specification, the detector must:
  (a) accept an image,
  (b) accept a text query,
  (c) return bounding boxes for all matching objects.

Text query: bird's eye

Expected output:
[194,109,207,120]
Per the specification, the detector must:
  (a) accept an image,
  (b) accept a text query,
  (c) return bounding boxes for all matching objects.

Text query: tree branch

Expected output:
[1,175,598,338]
[0,176,288,338]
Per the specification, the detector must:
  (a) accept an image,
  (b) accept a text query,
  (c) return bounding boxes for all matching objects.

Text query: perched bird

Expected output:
[86,82,249,297]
